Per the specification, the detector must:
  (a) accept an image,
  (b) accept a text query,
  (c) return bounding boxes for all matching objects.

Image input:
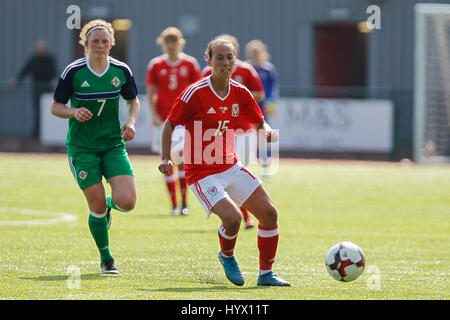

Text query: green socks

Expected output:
[88,211,112,262]
[106,194,128,212]
[106,195,118,211]
[89,194,126,262]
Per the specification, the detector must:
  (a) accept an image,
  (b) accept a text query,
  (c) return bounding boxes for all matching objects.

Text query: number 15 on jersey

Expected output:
[215,120,229,136]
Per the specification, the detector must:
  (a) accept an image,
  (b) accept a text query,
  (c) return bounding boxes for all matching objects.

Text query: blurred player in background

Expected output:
[159,37,290,287]
[202,34,265,229]
[245,39,279,178]
[50,19,140,274]
[146,27,201,216]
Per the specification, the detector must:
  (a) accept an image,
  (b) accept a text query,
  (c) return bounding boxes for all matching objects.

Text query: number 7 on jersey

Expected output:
[97,99,106,116]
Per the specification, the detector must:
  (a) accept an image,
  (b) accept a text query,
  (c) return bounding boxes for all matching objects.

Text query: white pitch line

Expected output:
[0,207,78,226]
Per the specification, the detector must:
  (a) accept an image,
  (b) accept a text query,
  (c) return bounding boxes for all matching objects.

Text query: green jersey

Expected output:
[54,56,138,152]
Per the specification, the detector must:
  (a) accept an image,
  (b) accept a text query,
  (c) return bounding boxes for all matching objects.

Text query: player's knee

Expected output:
[262,205,278,228]
[223,212,242,233]
[115,195,136,212]
[90,201,107,215]
[232,214,243,229]
[113,192,136,212]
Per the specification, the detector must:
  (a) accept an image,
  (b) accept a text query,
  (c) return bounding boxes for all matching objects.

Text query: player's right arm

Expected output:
[158,87,194,176]
[158,119,175,176]
[50,100,92,122]
[146,59,163,126]
[251,90,265,103]
[246,64,265,102]
[51,63,92,123]
[146,84,161,126]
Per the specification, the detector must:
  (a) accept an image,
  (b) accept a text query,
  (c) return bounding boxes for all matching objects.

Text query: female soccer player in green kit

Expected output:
[51,19,140,274]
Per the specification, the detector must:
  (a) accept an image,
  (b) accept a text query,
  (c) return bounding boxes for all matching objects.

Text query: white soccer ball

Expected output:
[325,241,366,282]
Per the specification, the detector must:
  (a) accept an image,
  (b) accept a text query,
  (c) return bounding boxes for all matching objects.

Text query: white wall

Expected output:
[270,98,393,152]
[41,94,393,153]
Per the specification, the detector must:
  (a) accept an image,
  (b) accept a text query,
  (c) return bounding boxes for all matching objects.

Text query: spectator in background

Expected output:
[9,40,58,138]
[245,40,279,178]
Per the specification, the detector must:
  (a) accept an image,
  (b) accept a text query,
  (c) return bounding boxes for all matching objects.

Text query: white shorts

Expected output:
[234,131,258,166]
[151,125,185,165]
[190,161,262,218]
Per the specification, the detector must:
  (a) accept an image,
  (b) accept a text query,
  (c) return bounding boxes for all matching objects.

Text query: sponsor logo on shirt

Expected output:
[219,106,228,114]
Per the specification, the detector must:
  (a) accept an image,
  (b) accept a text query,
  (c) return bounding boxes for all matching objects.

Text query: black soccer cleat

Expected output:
[101,258,119,274]
[106,208,112,230]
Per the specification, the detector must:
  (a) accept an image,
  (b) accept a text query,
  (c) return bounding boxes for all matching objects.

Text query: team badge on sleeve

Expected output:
[232,104,240,117]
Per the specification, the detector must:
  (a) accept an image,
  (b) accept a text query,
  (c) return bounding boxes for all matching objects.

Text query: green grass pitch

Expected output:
[0,152,448,300]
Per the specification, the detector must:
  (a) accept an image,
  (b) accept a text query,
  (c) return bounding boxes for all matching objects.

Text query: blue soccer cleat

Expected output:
[218,251,245,286]
[257,271,291,286]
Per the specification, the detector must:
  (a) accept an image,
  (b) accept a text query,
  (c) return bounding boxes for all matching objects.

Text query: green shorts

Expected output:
[68,145,134,189]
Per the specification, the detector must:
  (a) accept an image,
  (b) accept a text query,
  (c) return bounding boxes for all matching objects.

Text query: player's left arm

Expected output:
[191,58,202,82]
[121,96,140,142]
[256,120,279,143]
[158,119,175,176]
[270,65,279,100]
[241,87,277,143]
[251,90,265,103]
[120,66,140,141]
[247,64,265,102]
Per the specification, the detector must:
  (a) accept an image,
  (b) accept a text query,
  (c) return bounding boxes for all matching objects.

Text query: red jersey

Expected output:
[202,59,264,131]
[146,53,201,120]
[168,76,264,185]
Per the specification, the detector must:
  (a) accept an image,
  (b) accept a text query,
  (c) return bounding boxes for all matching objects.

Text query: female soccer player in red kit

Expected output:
[202,34,264,229]
[146,27,201,215]
[158,38,290,286]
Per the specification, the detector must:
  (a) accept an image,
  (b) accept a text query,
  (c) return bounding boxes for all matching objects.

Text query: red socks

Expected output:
[178,164,187,204]
[164,169,177,207]
[218,224,239,257]
[257,224,279,272]
[165,166,188,207]
[240,207,250,220]
[218,223,279,273]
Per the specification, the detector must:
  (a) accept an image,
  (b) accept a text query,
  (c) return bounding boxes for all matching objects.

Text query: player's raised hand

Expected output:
[158,159,174,176]
[74,107,93,122]
[121,120,136,141]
